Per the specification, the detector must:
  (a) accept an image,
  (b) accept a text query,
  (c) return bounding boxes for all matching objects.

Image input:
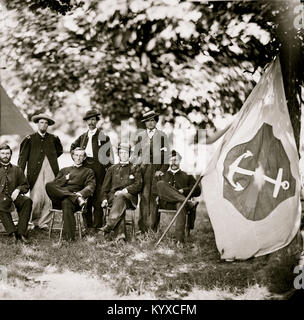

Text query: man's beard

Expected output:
[0,157,10,164]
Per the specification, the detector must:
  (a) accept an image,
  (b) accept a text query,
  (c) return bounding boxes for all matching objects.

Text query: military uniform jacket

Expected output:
[0,163,30,212]
[132,129,170,172]
[157,169,201,209]
[52,165,96,198]
[70,128,114,168]
[18,132,63,189]
[100,163,142,207]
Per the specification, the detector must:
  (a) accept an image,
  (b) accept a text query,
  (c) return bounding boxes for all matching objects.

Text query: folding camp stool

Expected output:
[104,206,136,241]
[48,205,86,242]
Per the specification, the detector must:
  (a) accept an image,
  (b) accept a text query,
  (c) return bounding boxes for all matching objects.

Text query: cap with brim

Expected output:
[83,110,101,121]
[118,142,132,152]
[169,149,182,160]
[141,110,159,123]
[31,113,55,126]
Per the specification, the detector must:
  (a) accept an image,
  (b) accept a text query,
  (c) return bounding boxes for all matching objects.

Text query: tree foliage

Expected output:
[1,0,303,133]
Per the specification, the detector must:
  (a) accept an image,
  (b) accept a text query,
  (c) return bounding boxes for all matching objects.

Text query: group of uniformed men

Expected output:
[0,109,201,244]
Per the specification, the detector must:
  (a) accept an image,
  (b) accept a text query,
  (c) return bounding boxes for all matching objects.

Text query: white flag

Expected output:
[202,57,301,260]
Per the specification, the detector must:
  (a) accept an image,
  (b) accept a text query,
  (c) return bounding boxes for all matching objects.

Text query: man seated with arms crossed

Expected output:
[0,143,32,244]
[99,143,142,242]
[45,147,96,241]
[155,150,201,245]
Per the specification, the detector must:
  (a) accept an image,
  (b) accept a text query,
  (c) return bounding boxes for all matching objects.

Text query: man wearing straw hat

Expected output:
[18,113,63,230]
[132,110,170,233]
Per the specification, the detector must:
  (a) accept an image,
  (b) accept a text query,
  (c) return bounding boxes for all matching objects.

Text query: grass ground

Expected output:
[0,201,301,300]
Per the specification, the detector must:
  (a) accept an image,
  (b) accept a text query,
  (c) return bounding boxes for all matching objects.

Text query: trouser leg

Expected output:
[0,211,15,234]
[107,194,134,240]
[92,187,103,228]
[61,198,77,240]
[175,203,187,242]
[45,182,78,204]
[14,195,32,236]
[107,194,127,229]
[84,161,105,228]
[149,193,159,232]
[83,197,93,228]
[138,165,158,232]
[157,180,188,242]
[156,180,186,203]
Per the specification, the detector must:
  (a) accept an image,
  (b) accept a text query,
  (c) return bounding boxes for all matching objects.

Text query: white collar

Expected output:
[73,164,83,168]
[168,167,180,174]
[119,161,129,165]
[38,131,46,137]
[147,128,156,134]
[88,128,97,136]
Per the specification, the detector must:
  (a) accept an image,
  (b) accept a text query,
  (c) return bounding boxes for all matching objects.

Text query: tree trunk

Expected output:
[276,2,302,152]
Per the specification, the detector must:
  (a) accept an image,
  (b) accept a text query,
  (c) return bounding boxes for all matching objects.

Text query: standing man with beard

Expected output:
[0,144,32,243]
[18,114,63,230]
[132,110,170,233]
[70,110,114,233]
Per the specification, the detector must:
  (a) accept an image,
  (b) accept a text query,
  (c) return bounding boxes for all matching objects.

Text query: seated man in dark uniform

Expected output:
[45,147,96,241]
[99,143,142,242]
[0,143,32,244]
[156,150,201,244]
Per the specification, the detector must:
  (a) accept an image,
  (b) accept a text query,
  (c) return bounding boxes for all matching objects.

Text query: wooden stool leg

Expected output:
[77,212,82,240]
[131,210,136,242]
[59,216,64,244]
[48,210,55,239]
[185,215,190,238]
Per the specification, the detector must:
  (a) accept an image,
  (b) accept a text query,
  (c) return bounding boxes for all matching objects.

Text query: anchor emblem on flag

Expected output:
[227,150,290,198]
[223,123,296,221]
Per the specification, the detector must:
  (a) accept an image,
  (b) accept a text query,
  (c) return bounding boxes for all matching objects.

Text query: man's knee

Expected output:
[24,197,32,207]
[19,196,32,210]
[156,180,167,193]
[45,182,54,197]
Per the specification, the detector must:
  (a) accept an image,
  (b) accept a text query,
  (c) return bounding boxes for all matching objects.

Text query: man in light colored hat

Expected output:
[132,110,170,233]
[70,109,114,232]
[18,113,63,230]
[100,142,142,242]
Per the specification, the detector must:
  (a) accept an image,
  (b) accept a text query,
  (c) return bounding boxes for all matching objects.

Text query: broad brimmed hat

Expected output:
[118,142,132,153]
[83,110,101,121]
[31,113,55,126]
[141,110,159,123]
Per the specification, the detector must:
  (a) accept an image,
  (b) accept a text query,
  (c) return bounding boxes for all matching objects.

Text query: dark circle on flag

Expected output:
[223,123,296,221]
